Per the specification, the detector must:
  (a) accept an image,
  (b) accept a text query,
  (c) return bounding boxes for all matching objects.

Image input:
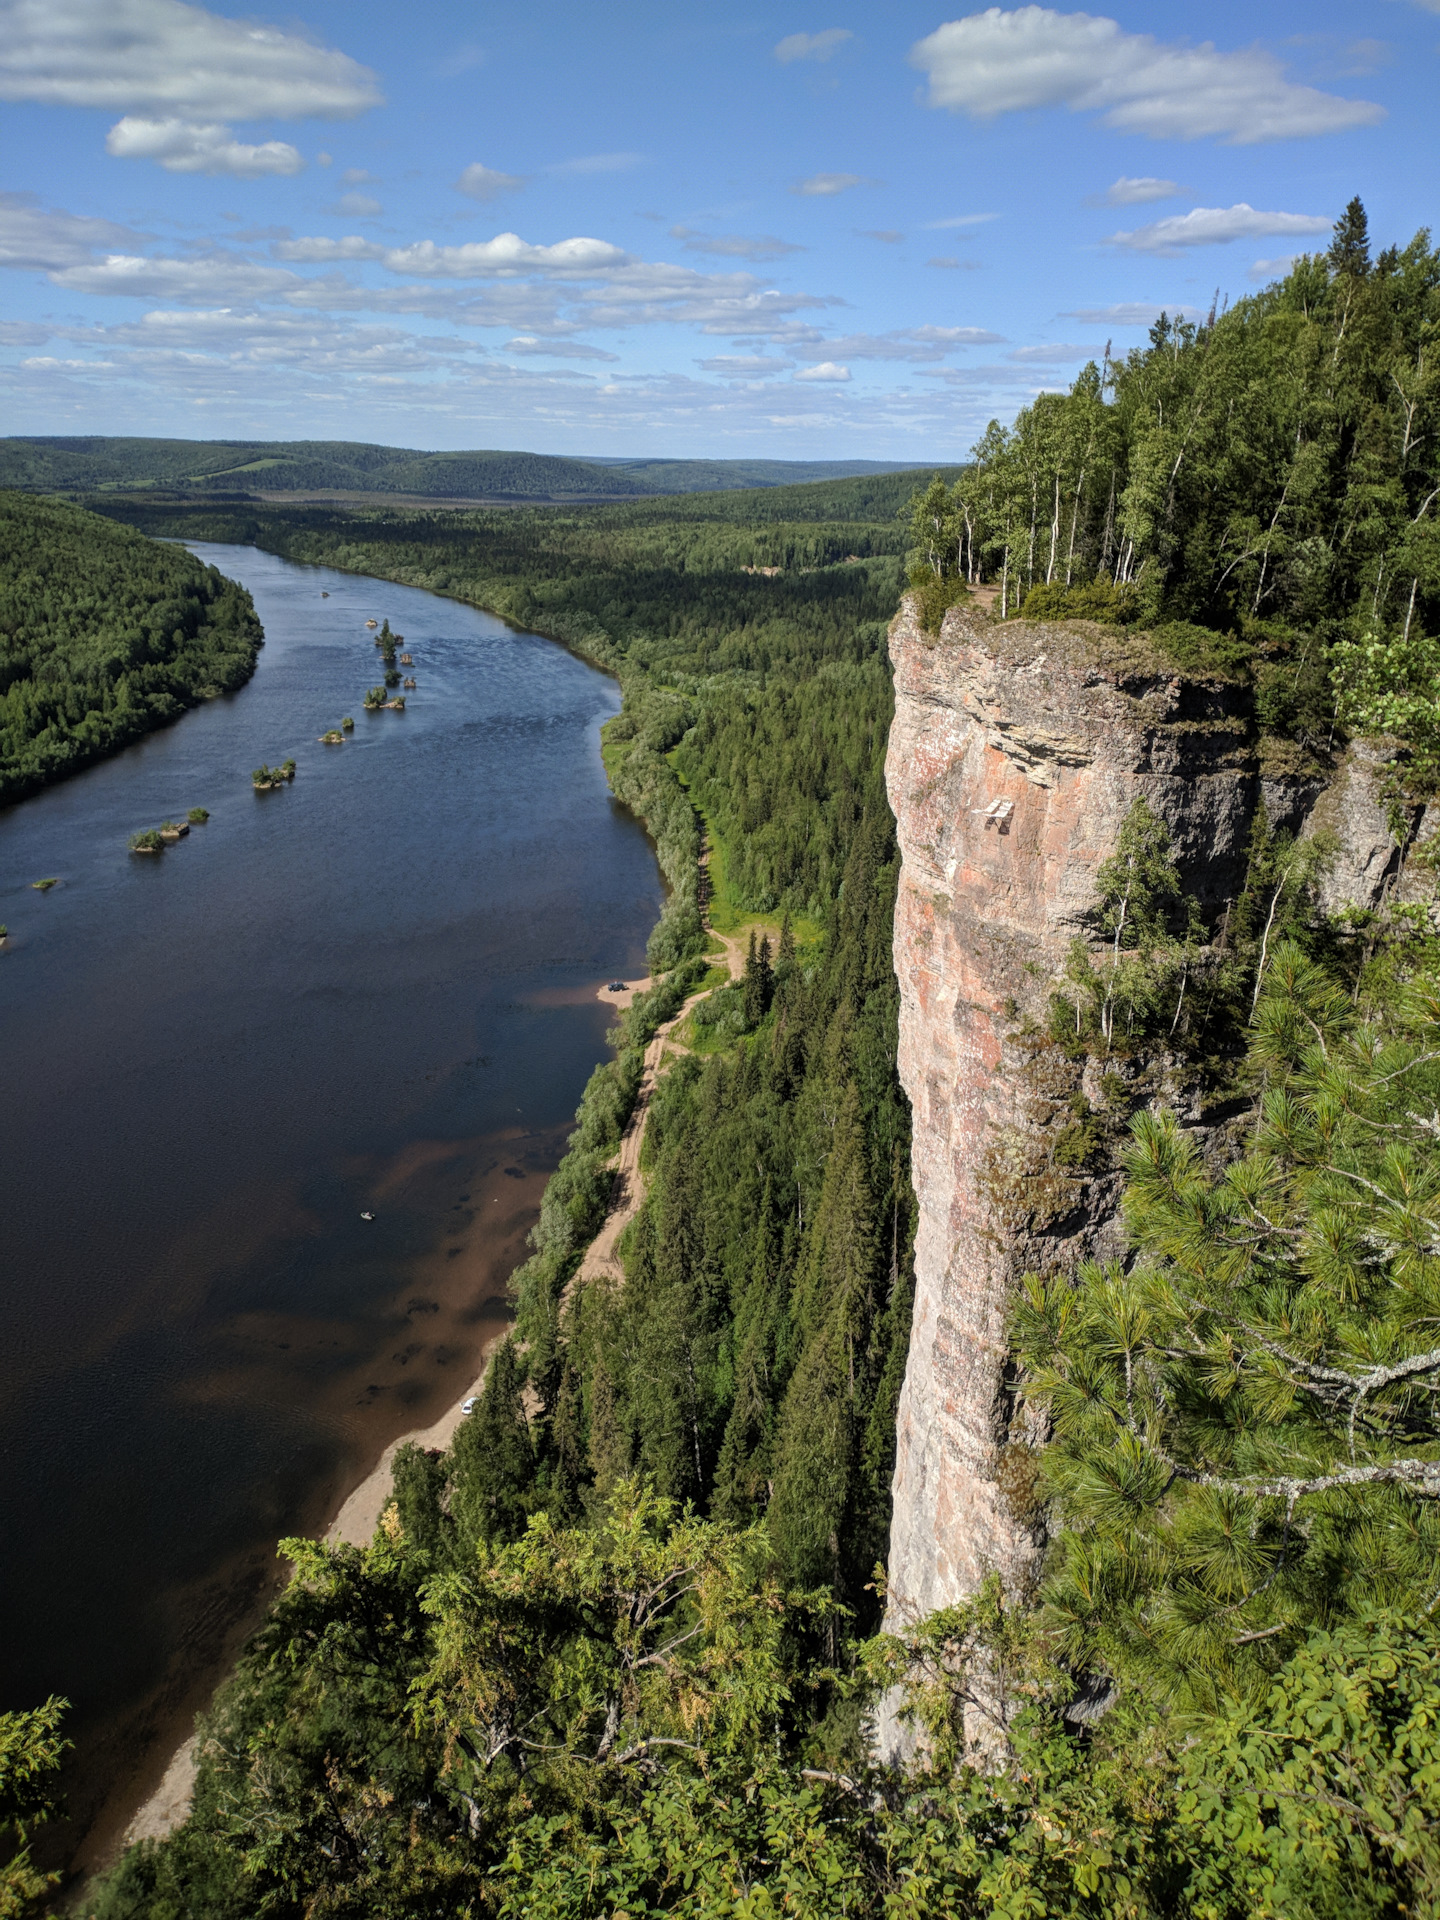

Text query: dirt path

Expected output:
[571,922,749,1292]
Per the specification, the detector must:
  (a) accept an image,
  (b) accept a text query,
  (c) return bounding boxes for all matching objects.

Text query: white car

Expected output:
[461,1396,479,1415]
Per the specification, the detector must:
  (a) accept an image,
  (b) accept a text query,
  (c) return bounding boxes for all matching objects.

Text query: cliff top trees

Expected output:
[906,202,1440,768]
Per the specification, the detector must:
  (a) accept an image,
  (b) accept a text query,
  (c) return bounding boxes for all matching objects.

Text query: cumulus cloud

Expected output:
[104,115,303,174]
[860,229,904,243]
[455,162,525,201]
[794,360,850,380]
[774,29,853,62]
[333,191,382,217]
[0,0,380,116]
[1110,203,1332,253]
[795,172,863,195]
[925,212,997,228]
[910,7,1384,142]
[928,255,981,269]
[670,226,804,261]
[1249,254,1303,281]
[1092,176,1179,206]
[0,0,380,174]
[383,234,632,279]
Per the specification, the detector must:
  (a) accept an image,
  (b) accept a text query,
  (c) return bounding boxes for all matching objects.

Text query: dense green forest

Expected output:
[0,493,262,804]
[0,438,922,503]
[910,199,1440,780]
[5,208,1440,1917]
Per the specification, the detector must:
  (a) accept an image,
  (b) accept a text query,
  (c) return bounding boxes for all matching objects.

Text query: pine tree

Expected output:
[1328,195,1371,278]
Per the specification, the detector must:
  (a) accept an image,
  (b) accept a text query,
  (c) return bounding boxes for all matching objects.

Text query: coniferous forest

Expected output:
[0,492,263,804]
[4,209,1440,1918]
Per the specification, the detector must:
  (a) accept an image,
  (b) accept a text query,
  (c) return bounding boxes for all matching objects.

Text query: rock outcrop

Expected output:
[877,598,1257,1753]
[878,593,1435,1756]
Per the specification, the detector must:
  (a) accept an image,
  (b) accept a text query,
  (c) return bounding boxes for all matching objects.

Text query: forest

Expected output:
[0,492,263,804]
[3,205,1439,1917]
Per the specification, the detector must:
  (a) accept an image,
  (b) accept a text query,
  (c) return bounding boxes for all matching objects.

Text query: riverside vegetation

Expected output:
[2,207,1439,1918]
[0,492,263,804]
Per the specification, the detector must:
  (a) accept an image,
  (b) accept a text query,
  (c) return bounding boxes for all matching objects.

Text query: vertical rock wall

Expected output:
[877,598,1257,1751]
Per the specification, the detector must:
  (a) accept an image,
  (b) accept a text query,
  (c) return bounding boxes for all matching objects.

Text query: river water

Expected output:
[0,545,662,1867]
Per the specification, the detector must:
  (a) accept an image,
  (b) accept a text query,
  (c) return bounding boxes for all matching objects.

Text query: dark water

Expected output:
[0,546,661,1863]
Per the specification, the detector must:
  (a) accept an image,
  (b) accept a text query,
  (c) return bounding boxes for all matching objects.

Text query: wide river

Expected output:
[0,545,662,1868]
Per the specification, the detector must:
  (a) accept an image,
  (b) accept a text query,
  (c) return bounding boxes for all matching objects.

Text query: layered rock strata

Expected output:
[878,593,1434,1757]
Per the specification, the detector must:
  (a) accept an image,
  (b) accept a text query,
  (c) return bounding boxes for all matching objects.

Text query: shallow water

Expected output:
[0,545,661,1864]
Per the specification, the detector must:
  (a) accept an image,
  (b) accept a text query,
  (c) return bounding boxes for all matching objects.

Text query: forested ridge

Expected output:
[5,212,1440,1917]
[0,437,922,504]
[0,492,262,803]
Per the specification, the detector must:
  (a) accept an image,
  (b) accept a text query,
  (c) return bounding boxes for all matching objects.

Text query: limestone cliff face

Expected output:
[878,597,1256,1722]
[878,593,1434,1752]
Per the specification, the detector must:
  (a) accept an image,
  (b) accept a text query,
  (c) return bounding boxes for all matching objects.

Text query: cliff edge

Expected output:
[878,591,1436,1757]
[879,596,1257,1752]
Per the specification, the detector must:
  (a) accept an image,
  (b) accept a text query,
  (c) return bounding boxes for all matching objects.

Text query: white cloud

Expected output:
[1063,301,1201,324]
[1248,254,1303,281]
[105,115,303,175]
[698,353,792,376]
[1009,341,1104,361]
[274,234,385,262]
[0,0,380,174]
[774,29,853,62]
[910,7,1384,142]
[382,234,633,279]
[924,212,997,228]
[794,361,850,380]
[1094,176,1179,206]
[795,172,864,195]
[455,162,525,201]
[334,192,382,217]
[0,0,380,117]
[547,152,643,176]
[48,250,305,302]
[860,229,904,243]
[0,190,145,270]
[911,323,1005,344]
[505,335,619,361]
[341,168,375,186]
[927,255,981,269]
[670,227,804,261]
[790,326,1001,363]
[1110,203,1331,254]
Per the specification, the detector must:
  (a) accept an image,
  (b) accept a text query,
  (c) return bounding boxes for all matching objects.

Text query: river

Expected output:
[0,544,663,1870]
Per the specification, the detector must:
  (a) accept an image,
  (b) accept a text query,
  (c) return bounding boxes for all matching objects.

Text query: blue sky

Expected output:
[1,0,1436,459]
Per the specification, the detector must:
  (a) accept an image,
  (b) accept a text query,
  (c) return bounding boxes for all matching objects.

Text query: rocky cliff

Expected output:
[877,593,1427,1755]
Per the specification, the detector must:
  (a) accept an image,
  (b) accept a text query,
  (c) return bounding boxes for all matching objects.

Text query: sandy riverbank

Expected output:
[117,973,645,1856]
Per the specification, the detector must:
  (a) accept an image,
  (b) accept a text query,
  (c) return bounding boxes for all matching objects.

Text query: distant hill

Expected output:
[0,438,934,503]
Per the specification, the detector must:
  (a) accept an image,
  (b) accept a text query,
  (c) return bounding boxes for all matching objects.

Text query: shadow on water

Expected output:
[0,546,663,1876]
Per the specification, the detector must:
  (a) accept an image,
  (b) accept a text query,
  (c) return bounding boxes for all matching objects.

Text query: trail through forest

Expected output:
[573,852,750,1292]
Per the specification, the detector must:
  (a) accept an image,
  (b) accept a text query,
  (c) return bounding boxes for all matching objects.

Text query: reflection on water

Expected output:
[0,545,662,1866]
